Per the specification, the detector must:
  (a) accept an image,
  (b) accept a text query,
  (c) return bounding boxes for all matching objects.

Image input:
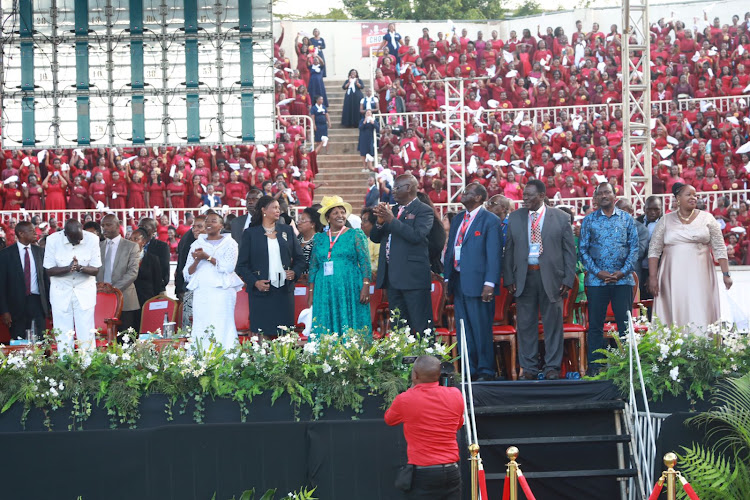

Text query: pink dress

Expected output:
[68,185,88,210]
[147,182,165,208]
[45,183,67,211]
[128,180,146,209]
[24,184,44,210]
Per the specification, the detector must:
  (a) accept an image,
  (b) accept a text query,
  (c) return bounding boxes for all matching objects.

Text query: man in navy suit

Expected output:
[444,183,502,380]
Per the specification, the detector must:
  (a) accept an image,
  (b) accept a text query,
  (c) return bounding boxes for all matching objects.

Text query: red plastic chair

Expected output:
[293,283,309,333]
[492,279,518,380]
[369,286,388,338]
[0,321,10,345]
[603,272,648,337]
[139,294,178,334]
[94,282,123,343]
[235,287,250,334]
[537,275,587,376]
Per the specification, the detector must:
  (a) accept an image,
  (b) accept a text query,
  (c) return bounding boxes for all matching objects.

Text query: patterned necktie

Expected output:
[24,247,31,295]
[386,206,406,262]
[531,212,543,254]
[104,240,114,283]
[454,212,471,267]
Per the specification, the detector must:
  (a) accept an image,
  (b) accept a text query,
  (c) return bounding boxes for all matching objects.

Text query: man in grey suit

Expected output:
[98,214,141,334]
[503,179,576,380]
[230,188,263,247]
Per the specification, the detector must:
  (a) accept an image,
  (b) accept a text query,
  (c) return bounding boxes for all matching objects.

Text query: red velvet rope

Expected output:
[478,468,489,500]
[517,474,537,500]
[648,482,663,500]
[502,476,510,500]
[682,482,701,500]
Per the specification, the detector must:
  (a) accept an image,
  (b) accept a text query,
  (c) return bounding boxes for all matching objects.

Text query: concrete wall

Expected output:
[274,0,750,81]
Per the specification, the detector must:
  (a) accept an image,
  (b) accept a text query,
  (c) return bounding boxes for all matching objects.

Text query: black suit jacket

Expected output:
[365,186,379,207]
[145,237,170,291]
[174,230,196,295]
[134,252,163,307]
[370,198,433,290]
[230,214,251,246]
[235,223,306,297]
[0,243,50,318]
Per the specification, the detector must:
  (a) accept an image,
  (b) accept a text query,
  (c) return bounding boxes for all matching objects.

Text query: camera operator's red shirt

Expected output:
[385,381,465,466]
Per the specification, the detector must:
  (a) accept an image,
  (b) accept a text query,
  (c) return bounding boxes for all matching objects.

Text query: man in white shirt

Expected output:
[97,214,140,333]
[43,219,102,353]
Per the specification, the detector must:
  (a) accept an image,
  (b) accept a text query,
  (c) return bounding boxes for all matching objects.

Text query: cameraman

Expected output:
[385,355,464,499]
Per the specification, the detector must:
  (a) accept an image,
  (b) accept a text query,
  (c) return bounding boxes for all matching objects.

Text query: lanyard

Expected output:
[531,205,545,233]
[327,227,347,260]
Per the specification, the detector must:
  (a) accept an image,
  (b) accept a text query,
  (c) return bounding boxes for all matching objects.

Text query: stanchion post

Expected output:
[469,443,479,500]
[506,446,519,500]
[663,453,678,500]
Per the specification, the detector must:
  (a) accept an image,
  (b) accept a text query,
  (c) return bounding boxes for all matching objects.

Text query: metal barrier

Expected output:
[432,188,750,218]
[0,207,305,227]
[275,114,315,149]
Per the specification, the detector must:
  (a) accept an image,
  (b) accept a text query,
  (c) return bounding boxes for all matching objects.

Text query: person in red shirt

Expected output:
[385,356,464,499]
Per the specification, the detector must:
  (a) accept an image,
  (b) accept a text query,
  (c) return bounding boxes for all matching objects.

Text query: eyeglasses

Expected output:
[393,184,409,192]
[486,201,501,207]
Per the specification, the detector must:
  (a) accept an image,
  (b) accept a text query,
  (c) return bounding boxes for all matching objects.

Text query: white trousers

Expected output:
[53,294,96,354]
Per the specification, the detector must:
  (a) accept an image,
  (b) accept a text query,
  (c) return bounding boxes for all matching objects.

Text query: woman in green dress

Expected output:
[308,196,372,337]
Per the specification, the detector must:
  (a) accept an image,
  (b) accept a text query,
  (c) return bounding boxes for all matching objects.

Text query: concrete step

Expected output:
[317,154,362,161]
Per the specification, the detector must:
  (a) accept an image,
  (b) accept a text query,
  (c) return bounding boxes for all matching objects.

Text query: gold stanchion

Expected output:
[469,443,480,500]
[506,446,519,500]
[663,452,678,500]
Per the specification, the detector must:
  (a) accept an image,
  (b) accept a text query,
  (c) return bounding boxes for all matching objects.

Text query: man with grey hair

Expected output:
[97,214,140,333]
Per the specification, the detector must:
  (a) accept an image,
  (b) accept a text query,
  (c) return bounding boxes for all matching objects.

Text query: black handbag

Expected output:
[395,464,415,491]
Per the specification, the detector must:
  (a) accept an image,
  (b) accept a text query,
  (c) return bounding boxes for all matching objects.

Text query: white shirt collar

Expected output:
[17,241,31,251]
[107,235,122,246]
[529,204,545,215]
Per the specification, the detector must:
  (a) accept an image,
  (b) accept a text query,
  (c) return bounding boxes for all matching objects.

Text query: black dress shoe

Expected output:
[544,369,561,380]
[520,372,537,380]
[475,375,495,382]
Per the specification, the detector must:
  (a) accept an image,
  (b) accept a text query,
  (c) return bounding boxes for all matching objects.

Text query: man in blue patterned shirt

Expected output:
[579,183,640,376]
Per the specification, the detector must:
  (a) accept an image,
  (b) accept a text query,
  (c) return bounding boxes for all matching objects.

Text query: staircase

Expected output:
[313,79,368,209]
[466,382,639,500]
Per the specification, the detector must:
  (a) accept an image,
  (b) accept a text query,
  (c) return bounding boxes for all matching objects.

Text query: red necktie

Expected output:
[24,247,31,295]
[454,213,471,267]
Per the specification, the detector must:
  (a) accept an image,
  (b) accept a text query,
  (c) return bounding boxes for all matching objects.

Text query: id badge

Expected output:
[454,246,461,262]
[529,243,541,259]
[324,261,334,276]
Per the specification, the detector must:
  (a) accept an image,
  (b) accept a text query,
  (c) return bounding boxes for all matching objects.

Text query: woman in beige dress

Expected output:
[648,183,733,329]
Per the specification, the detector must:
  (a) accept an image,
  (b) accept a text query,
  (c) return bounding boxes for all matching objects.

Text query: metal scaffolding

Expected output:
[622,0,653,207]
[444,78,467,204]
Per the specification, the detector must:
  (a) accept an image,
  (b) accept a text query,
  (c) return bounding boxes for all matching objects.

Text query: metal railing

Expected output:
[431,188,750,218]
[275,114,315,149]
[0,207,305,227]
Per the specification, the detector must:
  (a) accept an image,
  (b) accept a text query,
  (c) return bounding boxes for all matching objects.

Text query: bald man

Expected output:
[385,356,464,498]
[43,219,102,353]
[486,194,511,247]
[97,214,141,333]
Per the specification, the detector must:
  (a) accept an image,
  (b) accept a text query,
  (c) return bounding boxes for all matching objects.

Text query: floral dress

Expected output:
[308,228,371,337]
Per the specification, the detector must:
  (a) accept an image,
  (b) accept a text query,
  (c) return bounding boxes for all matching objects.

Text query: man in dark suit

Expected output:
[97,214,141,333]
[616,199,649,285]
[364,174,379,207]
[444,183,502,380]
[138,217,170,293]
[0,221,49,340]
[128,228,164,330]
[371,174,434,334]
[503,179,576,380]
[230,188,263,246]
[635,196,662,302]
[174,215,206,300]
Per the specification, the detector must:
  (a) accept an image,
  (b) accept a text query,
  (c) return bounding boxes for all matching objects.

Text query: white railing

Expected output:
[624,310,658,500]
[275,114,315,148]
[431,188,750,218]
[0,207,304,227]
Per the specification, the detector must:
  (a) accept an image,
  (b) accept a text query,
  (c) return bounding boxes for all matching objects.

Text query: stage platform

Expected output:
[0,380,633,500]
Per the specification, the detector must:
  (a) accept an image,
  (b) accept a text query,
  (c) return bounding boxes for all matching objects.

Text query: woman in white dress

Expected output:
[184,211,244,349]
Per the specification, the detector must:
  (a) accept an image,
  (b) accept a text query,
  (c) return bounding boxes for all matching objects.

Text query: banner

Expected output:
[361,22,389,57]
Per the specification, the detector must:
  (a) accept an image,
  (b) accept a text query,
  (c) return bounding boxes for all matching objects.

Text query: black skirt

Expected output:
[249,283,295,336]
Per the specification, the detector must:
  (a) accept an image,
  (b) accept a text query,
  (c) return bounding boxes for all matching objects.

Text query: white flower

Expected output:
[121,352,131,361]
[322,362,332,373]
[669,366,679,381]
[108,353,119,364]
[659,343,670,358]
[122,333,132,344]
[58,383,64,391]
[651,365,658,373]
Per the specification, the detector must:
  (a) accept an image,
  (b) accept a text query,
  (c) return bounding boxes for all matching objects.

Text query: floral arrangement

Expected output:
[0,325,452,430]
[591,314,750,403]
